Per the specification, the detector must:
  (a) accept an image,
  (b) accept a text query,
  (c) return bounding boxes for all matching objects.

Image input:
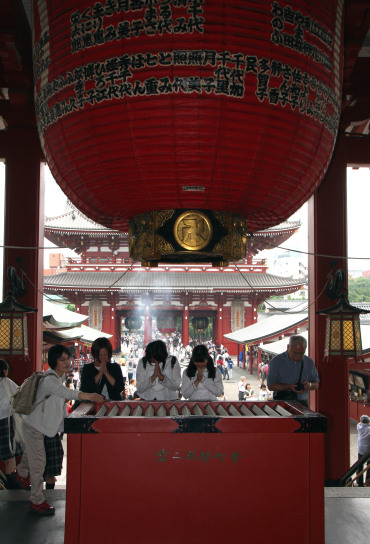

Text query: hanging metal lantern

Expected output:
[124,315,142,332]
[156,314,177,334]
[33,1,343,265]
[317,293,369,362]
[0,293,37,358]
[192,317,209,333]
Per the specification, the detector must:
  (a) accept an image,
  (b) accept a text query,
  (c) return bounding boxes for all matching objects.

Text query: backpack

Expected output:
[10,371,57,415]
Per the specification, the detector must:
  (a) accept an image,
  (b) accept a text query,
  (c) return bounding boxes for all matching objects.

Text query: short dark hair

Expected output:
[0,358,9,377]
[288,335,307,349]
[48,345,71,370]
[91,337,113,361]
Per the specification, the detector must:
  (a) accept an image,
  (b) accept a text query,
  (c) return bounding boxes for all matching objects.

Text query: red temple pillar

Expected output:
[217,294,224,345]
[1,127,44,385]
[144,305,151,345]
[115,313,121,351]
[108,293,118,349]
[182,301,189,347]
[308,132,349,482]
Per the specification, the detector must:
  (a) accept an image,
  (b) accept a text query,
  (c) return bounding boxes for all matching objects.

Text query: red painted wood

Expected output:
[308,434,325,544]
[308,133,350,481]
[144,306,151,345]
[2,127,44,384]
[73,432,314,544]
[182,304,189,346]
[65,434,82,544]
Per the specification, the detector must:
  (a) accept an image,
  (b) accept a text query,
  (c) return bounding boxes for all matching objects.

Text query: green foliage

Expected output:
[348,276,370,302]
[66,303,76,312]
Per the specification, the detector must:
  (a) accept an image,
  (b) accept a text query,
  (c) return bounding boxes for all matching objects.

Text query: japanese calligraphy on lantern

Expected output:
[34,0,340,138]
[70,0,205,52]
[35,49,340,136]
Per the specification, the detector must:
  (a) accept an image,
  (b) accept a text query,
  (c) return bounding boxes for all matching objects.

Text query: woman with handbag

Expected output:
[0,359,27,489]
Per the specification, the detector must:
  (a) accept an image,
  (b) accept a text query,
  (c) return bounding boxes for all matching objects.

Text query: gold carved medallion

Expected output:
[174,211,213,251]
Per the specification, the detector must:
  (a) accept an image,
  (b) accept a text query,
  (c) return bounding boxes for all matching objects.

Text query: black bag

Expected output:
[273,390,298,401]
[272,360,304,402]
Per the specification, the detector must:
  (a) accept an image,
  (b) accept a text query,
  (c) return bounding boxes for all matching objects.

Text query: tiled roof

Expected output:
[43,271,304,291]
[45,200,299,237]
[43,299,88,327]
[45,201,123,233]
[260,331,309,356]
[224,313,308,343]
[253,220,301,234]
[262,300,308,311]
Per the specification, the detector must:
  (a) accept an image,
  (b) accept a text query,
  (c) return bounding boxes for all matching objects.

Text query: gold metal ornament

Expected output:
[174,211,213,251]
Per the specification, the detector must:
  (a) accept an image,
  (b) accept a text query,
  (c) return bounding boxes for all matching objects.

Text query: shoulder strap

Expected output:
[298,360,304,383]
[171,356,176,369]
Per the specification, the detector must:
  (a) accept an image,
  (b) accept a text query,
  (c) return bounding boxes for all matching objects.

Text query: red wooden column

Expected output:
[182,298,189,347]
[308,132,349,482]
[144,305,151,345]
[217,293,224,345]
[2,127,44,385]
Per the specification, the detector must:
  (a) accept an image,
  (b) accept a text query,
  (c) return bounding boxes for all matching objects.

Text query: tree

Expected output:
[348,276,370,302]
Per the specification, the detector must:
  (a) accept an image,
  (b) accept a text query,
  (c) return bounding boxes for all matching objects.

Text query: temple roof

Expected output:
[44,200,300,238]
[43,271,304,292]
[43,298,88,329]
[224,313,308,344]
[45,201,125,235]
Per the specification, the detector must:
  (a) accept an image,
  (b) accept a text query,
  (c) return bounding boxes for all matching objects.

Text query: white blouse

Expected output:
[136,356,181,401]
[181,367,224,401]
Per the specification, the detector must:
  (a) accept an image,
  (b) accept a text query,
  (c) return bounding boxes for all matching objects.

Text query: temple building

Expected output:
[43,202,305,354]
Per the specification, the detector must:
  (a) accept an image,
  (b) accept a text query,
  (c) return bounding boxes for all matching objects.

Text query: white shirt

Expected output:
[22,369,80,437]
[0,377,18,419]
[181,367,224,401]
[238,380,246,393]
[136,356,181,401]
[357,423,370,455]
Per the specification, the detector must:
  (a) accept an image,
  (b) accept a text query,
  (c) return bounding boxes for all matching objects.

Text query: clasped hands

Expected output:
[98,361,110,379]
[151,360,165,383]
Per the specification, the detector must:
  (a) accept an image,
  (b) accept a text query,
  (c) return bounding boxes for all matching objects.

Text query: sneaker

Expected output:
[30,501,55,516]
[7,471,31,490]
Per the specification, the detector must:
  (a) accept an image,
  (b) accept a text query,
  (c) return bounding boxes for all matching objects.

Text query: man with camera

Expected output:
[267,335,319,407]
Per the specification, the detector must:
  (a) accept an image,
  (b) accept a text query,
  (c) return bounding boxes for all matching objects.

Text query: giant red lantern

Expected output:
[156,314,177,334]
[33,1,343,264]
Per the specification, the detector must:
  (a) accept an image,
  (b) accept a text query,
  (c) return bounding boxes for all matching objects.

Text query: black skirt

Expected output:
[43,434,64,477]
[0,416,23,460]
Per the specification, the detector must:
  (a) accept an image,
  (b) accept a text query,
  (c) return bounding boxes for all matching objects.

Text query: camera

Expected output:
[295,383,304,391]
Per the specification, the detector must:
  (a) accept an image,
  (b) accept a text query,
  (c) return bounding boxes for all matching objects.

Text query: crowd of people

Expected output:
[1,333,369,520]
